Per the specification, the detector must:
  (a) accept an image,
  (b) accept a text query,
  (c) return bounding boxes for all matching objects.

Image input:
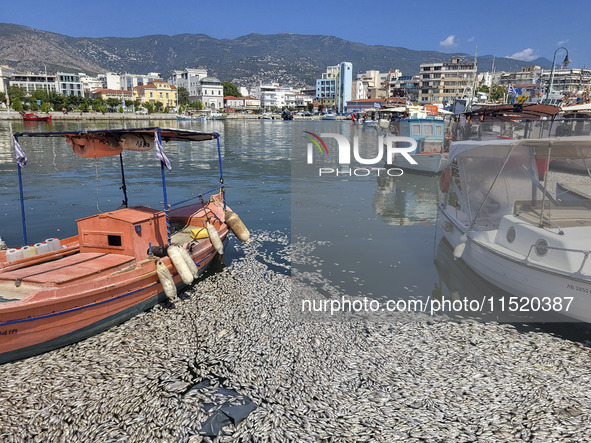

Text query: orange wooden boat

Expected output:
[0,128,246,364]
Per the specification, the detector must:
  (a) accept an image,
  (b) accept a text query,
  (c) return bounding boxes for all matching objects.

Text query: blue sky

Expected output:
[4,0,591,69]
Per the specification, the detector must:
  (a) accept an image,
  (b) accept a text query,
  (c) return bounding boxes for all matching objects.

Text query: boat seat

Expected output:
[0,253,135,286]
[514,200,591,228]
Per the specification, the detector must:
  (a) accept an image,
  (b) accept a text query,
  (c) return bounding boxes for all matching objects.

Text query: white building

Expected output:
[251,83,298,109]
[170,68,208,98]
[78,73,103,96]
[99,72,121,90]
[10,72,58,93]
[196,77,224,109]
[120,72,162,90]
[0,65,14,94]
[315,62,353,112]
[57,72,83,97]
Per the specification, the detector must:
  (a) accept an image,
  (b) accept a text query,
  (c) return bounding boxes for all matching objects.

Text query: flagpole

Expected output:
[15,136,28,245]
[156,129,171,244]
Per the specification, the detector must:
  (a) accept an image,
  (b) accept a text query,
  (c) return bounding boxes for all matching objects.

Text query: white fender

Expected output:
[167,245,194,285]
[156,259,178,301]
[224,209,250,243]
[178,245,199,278]
[206,221,224,256]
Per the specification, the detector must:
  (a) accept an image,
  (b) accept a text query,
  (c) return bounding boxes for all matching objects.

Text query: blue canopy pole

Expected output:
[17,154,28,246]
[157,130,171,244]
[216,135,226,210]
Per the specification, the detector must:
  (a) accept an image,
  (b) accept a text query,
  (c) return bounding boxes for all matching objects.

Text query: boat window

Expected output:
[423,124,433,136]
[506,226,516,243]
[411,124,421,135]
[534,239,549,256]
[435,125,443,136]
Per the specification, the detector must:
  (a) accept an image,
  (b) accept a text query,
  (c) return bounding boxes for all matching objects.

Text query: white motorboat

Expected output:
[438,136,591,322]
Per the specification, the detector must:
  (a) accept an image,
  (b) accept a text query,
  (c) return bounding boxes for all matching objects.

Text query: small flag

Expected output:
[508,84,518,96]
[154,132,171,171]
[14,138,27,168]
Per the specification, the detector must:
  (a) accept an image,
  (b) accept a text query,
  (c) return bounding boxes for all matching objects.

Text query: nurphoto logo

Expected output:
[303,132,418,177]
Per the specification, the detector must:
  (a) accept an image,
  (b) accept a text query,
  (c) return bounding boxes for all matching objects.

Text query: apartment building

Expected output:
[57,72,83,97]
[315,62,352,112]
[10,73,58,93]
[418,58,477,105]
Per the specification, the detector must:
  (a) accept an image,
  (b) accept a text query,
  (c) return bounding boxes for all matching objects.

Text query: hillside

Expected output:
[0,24,551,88]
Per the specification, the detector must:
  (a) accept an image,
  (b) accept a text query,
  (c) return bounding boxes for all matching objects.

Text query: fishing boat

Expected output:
[386,108,448,174]
[438,136,591,322]
[209,112,227,120]
[22,112,52,122]
[0,127,250,364]
[177,111,206,121]
[321,111,337,121]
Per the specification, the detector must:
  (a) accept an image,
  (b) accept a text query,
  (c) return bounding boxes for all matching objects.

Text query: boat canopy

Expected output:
[450,136,591,163]
[465,104,560,122]
[13,127,219,159]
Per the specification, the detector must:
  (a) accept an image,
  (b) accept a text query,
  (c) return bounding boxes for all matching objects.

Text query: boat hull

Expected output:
[0,239,224,364]
[438,207,591,322]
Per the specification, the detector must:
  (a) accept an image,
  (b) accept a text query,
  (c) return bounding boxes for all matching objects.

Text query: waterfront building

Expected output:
[251,82,297,109]
[99,72,122,90]
[223,95,261,112]
[9,72,58,94]
[195,77,224,110]
[78,73,103,97]
[315,62,352,113]
[90,88,132,102]
[120,72,162,90]
[133,80,177,108]
[170,68,208,98]
[57,72,83,97]
[389,75,420,102]
[418,58,477,106]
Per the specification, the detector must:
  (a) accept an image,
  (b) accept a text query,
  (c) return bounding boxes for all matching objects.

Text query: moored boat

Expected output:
[386,108,448,174]
[438,136,591,322]
[0,127,249,364]
[22,112,52,122]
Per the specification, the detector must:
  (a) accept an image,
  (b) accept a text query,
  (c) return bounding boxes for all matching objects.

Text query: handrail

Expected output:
[169,186,224,208]
[526,243,590,274]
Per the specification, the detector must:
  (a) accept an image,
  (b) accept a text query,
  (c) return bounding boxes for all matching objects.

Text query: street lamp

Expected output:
[544,47,570,103]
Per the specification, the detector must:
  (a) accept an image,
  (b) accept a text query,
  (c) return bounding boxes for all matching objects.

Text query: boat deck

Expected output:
[0,253,135,287]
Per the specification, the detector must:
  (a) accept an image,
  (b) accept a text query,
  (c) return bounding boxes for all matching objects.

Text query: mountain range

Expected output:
[0,23,552,88]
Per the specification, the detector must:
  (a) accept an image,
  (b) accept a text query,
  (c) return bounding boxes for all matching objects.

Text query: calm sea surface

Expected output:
[0,118,550,322]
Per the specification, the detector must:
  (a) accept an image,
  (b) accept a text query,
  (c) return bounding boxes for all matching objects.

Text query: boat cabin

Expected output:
[77,206,167,261]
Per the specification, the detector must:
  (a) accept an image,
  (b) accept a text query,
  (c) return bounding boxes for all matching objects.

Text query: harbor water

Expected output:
[1,118,591,441]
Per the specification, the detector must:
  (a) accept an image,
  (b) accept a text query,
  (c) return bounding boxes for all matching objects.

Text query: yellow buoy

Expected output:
[224,209,250,243]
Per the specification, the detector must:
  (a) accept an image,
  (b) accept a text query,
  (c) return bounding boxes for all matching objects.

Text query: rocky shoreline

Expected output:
[1,231,590,442]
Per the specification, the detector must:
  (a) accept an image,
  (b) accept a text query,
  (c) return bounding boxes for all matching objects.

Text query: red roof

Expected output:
[91,88,132,95]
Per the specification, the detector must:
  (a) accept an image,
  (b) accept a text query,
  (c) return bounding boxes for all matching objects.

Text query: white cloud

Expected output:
[440,35,456,49]
[557,39,569,46]
[467,36,475,43]
[507,48,538,62]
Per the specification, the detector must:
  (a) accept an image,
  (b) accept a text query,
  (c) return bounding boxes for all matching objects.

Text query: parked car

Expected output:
[136,108,148,115]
